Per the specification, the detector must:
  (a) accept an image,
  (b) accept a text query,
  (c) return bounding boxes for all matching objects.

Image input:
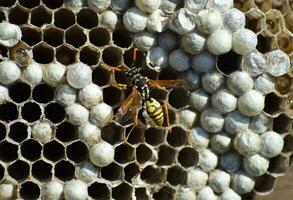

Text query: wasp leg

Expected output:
[162,100,172,133]
[111,83,128,90]
[124,107,139,143]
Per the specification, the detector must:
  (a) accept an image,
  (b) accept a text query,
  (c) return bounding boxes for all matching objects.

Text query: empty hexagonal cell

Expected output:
[0,0,16,7]
[8,121,29,142]
[8,82,31,103]
[0,163,5,182]
[167,166,187,186]
[0,11,5,21]
[92,66,112,86]
[32,160,53,181]
[245,9,266,33]
[56,121,77,142]
[167,127,187,147]
[0,122,6,141]
[101,162,123,181]
[8,6,29,25]
[8,160,30,181]
[31,5,52,27]
[89,27,111,47]
[66,140,88,163]
[103,86,124,107]
[255,0,272,12]
[114,143,135,164]
[33,43,54,64]
[43,0,63,9]
[217,50,242,75]
[44,102,66,124]
[56,45,77,65]
[168,87,189,109]
[124,162,140,183]
[21,139,42,161]
[268,154,289,175]
[256,31,279,53]
[88,182,110,200]
[114,70,128,85]
[123,47,145,68]
[19,181,40,200]
[21,102,42,123]
[153,186,175,200]
[157,145,176,166]
[0,102,18,122]
[135,188,149,200]
[79,46,100,66]
[101,122,124,145]
[254,174,275,194]
[18,0,40,8]
[54,160,75,181]
[77,8,99,29]
[65,25,87,48]
[43,140,65,162]
[44,27,64,47]
[54,8,75,29]
[113,28,132,48]
[265,10,284,35]
[32,83,54,103]
[21,27,42,46]
[0,140,18,162]
[275,74,291,95]
[141,166,165,184]
[159,68,179,80]
[136,144,153,164]
[263,92,284,116]
[127,126,145,144]
[0,45,8,59]
[178,147,198,168]
[273,114,292,133]
[283,135,293,153]
[112,182,133,200]
[277,30,293,54]
[145,127,165,146]
[102,46,123,67]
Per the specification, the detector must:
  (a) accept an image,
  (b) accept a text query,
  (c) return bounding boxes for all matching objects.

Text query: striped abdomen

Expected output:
[145,98,164,126]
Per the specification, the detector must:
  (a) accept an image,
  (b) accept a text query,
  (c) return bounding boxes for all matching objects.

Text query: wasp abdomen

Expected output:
[145,98,164,126]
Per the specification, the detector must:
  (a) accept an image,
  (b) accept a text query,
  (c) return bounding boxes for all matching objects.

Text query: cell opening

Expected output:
[112,183,132,200]
[217,50,242,75]
[32,160,52,181]
[42,0,63,9]
[167,126,187,147]
[44,102,66,124]
[178,147,198,168]
[256,33,277,53]
[0,45,8,58]
[65,26,87,48]
[9,82,31,103]
[89,27,110,47]
[103,86,124,107]
[0,102,18,122]
[168,87,189,109]
[264,92,283,115]
[127,126,145,144]
[153,186,175,200]
[8,6,29,25]
[43,140,65,162]
[0,0,15,7]
[273,114,292,133]
[277,31,292,54]
[19,181,40,199]
[21,27,42,46]
[54,160,75,181]
[44,27,63,47]
[56,122,77,142]
[54,8,75,29]
[113,28,132,48]
[33,44,54,64]
[136,144,153,164]
[150,88,168,102]
[21,139,42,161]
[21,102,42,123]
[114,70,128,85]
[140,68,159,80]
[88,182,110,200]
[101,162,122,181]
[0,141,18,162]
[157,145,176,166]
[56,45,76,65]
[0,163,4,182]
[265,11,282,35]
[254,174,275,193]
[32,83,54,103]
[275,75,291,95]
[102,46,123,67]
[124,162,140,183]
[141,166,165,184]
[245,10,266,33]
[92,67,112,86]
[0,123,6,141]
[268,155,289,175]
[8,122,28,142]
[135,188,148,200]
[31,6,51,27]
[123,47,145,68]
[80,46,100,66]
[8,160,30,181]
[145,127,165,146]
[167,166,187,185]
[0,11,5,21]
[66,140,88,163]
[114,143,135,164]
[77,9,99,29]
[283,135,293,153]
[19,0,40,8]
[101,122,124,145]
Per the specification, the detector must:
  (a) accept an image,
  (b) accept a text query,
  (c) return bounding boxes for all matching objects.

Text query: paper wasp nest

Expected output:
[0,0,292,199]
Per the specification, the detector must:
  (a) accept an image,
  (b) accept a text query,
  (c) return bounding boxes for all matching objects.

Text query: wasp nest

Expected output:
[0,0,292,199]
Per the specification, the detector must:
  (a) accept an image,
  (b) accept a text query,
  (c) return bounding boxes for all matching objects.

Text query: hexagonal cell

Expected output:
[153,186,175,200]
[254,174,275,194]
[18,0,40,8]
[217,50,242,75]
[101,162,123,181]
[31,5,52,27]
[21,139,42,161]
[103,86,124,107]
[56,121,77,142]
[273,114,292,133]
[65,25,87,48]
[123,47,145,68]
[32,83,54,103]
[275,74,292,95]
[140,68,159,80]
[234,0,255,12]
[114,70,128,85]
[8,160,30,181]
[159,68,179,81]
[101,122,124,145]
[79,45,100,66]
[245,8,266,33]
[112,182,133,200]
[44,27,64,47]
[21,26,42,46]
[19,181,40,200]
[32,160,53,181]
[167,126,188,147]
[277,30,293,54]
[54,8,75,29]
[0,140,18,162]
[8,82,31,103]
[157,145,176,166]
[56,45,77,65]
[9,41,31,66]
[145,127,165,146]
[141,165,165,184]
[92,66,112,86]
[88,182,110,200]
[263,92,284,116]
[0,45,8,59]
[113,28,132,48]
[254,0,272,13]
[285,93,293,118]
[114,143,135,164]
[168,87,189,109]
[284,10,293,32]
[178,147,198,168]
[43,140,65,162]
[0,102,18,122]
[150,88,168,102]
[54,160,75,181]
[0,0,16,7]
[89,27,111,47]
[136,144,153,164]
[102,46,123,67]
[43,0,63,9]
[127,126,145,145]
[8,121,29,143]
[265,9,284,35]
[0,11,5,21]
[283,135,293,153]
[33,43,54,64]
[66,140,88,163]
[268,154,289,175]
[21,102,42,123]
[0,122,6,141]
[167,166,187,186]
[0,163,5,182]
[8,6,29,25]
[124,162,140,183]
[77,8,99,29]
[44,102,66,124]
[256,30,279,53]
[135,188,149,200]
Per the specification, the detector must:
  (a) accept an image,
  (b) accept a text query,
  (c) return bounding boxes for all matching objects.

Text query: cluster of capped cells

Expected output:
[0,0,292,199]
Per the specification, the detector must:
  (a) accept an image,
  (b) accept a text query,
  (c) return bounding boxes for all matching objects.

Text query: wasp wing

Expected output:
[148,79,197,90]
